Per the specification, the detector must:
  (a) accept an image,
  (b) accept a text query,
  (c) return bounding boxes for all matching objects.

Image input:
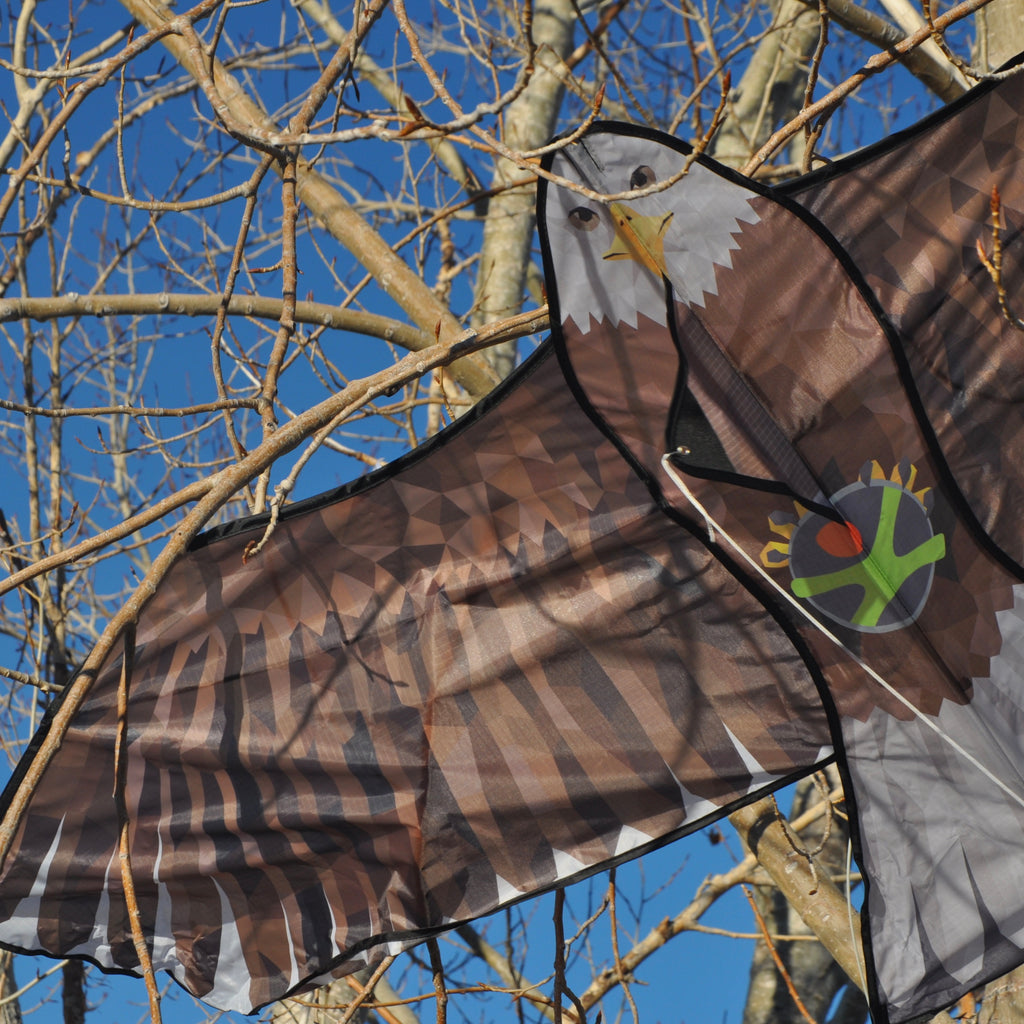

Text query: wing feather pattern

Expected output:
[0,346,830,1011]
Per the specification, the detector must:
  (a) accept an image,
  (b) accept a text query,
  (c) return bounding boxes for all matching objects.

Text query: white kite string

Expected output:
[660,452,1024,813]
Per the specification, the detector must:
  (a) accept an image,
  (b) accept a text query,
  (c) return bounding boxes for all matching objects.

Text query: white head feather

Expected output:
[545,132,761,332]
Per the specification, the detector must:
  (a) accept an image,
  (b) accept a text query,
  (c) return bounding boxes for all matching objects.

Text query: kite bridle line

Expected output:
[660,451,1024,814]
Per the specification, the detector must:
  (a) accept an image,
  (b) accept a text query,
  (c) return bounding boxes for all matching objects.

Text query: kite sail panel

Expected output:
[543,92,1024,1020]
[0,343,833,1011]
[2,60,1024,1024]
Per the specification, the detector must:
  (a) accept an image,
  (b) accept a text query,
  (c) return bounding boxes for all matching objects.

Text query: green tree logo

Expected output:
[761,460,946,633]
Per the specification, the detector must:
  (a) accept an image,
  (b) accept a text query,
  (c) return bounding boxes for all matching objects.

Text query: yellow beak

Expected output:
[603,204,674,278]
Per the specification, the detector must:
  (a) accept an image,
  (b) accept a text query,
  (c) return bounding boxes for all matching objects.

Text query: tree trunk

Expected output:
[711,0,821,170]
[740,771,866,1024]
[980,962,1024,1023]
[61,961,85,1024]
[470,0,576,380]
[975,0,1024,71]
[0,954,21,1024]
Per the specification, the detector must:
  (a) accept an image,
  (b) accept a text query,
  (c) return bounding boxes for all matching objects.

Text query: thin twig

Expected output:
[337,973,407,1024]
[209,154,275,486]
[921,0,1017,81]
[0,664,61,693]
[0,956,67,1006]
[252,151,300,514]
[0,397,258,417]
[743,886,819,1024]
[113,623,163,1024]
[803,0,829,119]
[976,185,1024,331]
[801,0,830,172]
[769,793,818,894]
[14,168,260,211]
[427,938,448,1024]
[338,956,397,1024]
[0,290,434,346]
[552,889,586,1024]
[607,870,639,1024]
[553,890,566,1024]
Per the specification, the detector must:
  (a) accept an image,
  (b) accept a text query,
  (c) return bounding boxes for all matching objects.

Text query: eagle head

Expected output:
[544,130,761,332]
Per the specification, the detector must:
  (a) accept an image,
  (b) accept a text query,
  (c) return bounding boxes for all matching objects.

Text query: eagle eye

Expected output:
[568,206,600,232]
[629,165,656,189]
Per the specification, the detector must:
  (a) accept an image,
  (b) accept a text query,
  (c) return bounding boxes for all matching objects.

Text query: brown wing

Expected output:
[0,343,830,1011]
[541,115,1024,1024]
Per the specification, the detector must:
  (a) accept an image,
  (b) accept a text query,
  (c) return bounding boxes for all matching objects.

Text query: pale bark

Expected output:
[975,0,1024,69]
[470,0,576,380]
[980,963,1024,1023]
[740,773,865,1024]
[730,788,866,995]
[0,955,20,1024]
[797,0,967,102]
[876,0,971,89]
[712,0,822,169]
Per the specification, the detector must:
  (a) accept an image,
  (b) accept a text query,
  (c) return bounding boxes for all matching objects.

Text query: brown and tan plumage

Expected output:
[2,67,1024,1024]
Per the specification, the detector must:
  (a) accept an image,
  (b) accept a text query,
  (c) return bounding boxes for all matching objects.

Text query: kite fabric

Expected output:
[1,67,1024,1024]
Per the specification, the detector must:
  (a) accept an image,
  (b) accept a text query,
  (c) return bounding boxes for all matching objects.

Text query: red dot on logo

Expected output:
[815,520,864,558]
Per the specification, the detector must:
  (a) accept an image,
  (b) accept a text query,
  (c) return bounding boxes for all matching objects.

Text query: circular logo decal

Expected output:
[761,461,946,633]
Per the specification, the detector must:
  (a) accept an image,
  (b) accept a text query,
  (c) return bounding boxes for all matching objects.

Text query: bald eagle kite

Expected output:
[2,62,1024,1024]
